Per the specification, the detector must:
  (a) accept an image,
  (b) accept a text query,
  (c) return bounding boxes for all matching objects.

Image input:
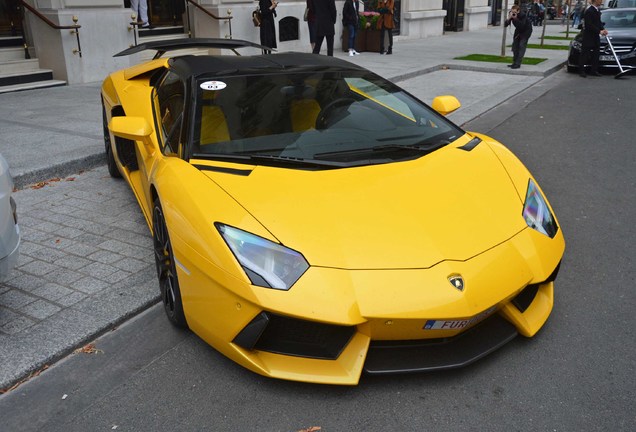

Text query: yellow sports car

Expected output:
[102,39,565,385]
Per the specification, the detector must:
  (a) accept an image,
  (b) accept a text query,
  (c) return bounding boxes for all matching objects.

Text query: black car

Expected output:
[567,8,636,73]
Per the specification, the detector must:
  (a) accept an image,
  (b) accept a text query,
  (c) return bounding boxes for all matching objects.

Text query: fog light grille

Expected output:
[233,312,355,360]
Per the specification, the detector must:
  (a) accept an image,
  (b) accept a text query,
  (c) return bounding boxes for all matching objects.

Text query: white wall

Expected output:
[21,0,464,83]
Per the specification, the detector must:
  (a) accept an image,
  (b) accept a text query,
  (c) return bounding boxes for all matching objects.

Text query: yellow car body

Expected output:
[102,40,564,385]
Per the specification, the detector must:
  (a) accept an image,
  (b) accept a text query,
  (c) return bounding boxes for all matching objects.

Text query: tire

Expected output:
[102,104,122,178]
[152,199,188,328]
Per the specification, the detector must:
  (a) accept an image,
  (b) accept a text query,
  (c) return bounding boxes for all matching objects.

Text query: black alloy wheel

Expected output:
[102,104,122,178]
[152,199,187,328]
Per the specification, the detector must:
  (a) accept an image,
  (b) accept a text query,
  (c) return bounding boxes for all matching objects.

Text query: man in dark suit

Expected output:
[312,0,337,56]
[578,0,608,77]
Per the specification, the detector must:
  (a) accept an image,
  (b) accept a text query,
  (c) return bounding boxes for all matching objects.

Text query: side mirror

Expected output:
[109,117,155,153]
[431,95,461,116]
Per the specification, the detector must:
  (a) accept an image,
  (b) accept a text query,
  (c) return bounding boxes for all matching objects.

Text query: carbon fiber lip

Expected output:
[363,314,518,374]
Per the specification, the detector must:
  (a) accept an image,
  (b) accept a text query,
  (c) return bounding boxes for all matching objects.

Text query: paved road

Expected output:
[1,70,634,431]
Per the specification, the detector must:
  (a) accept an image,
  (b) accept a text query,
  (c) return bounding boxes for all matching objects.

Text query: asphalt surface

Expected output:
[0,23,579,391]
[1,68,634,432]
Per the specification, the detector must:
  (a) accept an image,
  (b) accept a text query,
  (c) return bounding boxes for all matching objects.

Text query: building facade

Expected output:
[2,0,497,85]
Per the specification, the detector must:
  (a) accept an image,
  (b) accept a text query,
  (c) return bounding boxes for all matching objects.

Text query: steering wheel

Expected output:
[315,98,357,130]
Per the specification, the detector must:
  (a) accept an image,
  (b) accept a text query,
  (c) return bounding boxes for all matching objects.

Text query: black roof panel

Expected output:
[170,52,367,79]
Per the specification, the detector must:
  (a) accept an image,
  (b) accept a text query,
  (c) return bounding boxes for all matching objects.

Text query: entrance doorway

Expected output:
[0,0,23,37]
[148,0,185,27]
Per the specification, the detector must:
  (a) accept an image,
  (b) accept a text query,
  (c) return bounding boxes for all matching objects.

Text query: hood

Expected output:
[202,139,527,269]
[606,28,636,43]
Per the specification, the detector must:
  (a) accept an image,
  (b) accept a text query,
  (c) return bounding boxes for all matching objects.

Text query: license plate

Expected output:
[600,55,617,61]
[423,307,496,330]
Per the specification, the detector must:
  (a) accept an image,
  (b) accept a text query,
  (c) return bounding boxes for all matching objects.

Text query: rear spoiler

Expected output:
[114,38,273,59]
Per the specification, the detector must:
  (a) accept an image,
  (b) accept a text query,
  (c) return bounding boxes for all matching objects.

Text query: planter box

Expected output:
[342,28,367,52]
[364,29,382,53]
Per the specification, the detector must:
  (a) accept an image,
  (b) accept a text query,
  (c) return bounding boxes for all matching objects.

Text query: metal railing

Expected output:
[18,0,82,58]
[184,0,233,39]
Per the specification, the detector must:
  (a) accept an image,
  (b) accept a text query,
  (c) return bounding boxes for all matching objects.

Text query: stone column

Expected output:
[464,0,490,30]
[400,0,446,38]
[26,0,133,84]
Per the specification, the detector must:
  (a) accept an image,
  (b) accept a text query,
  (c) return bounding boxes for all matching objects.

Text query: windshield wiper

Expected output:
[191,152,347,168]
[314,140,451,160]
[372,141,450,152]
[248,154,348,168]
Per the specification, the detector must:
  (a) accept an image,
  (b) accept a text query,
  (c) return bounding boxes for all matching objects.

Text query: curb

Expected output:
[13,153,106,191]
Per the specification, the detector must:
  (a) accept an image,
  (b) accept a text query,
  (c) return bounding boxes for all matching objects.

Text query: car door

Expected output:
[139,69,187,214]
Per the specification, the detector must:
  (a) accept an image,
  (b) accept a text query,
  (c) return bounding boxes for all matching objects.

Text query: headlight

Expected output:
[216,224,309,290]
[522,179,558,238]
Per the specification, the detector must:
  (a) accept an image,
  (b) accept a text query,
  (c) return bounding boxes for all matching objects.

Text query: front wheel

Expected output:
[153,199,187,328]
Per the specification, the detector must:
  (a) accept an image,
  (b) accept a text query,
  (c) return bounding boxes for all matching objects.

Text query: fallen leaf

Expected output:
[297,427,321,432]
[0,365,49,394]
[31,182,47,190]
[74,343,103,355]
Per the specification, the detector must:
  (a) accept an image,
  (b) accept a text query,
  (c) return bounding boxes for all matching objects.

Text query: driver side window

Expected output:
[156,71,185,155]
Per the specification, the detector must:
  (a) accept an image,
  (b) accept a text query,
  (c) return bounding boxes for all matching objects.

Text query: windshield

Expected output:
[191,70,463,168]
[602,10,636,28]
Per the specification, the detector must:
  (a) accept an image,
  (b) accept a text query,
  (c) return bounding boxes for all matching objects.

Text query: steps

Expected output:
[0,36,66,94]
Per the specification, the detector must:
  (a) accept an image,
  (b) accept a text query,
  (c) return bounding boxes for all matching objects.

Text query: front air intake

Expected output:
[233,312,355,360]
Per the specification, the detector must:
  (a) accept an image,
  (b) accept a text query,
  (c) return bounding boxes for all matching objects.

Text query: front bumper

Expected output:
[568,41,636,70]
[179,225,564,385]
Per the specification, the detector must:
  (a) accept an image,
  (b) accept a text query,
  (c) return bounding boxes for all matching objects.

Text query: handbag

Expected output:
[252,8,262,27]
[303,7,309,22]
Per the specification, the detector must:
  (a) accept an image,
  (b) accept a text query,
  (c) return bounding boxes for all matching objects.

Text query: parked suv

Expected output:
[0,153,20,281]
[608,0,636,7]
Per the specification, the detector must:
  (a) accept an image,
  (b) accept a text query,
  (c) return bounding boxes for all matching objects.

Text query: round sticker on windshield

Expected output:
[200,81,227,91]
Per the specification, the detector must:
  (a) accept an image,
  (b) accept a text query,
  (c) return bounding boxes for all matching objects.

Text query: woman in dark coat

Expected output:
[259,0,278,54]
[312,0,337,56]
[306,0,317,51]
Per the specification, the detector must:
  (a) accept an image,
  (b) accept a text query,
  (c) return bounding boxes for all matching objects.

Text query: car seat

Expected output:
[199,97,230,146]
[290,98,321,132]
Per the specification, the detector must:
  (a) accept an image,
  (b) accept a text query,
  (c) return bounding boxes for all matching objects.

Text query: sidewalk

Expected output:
[0,24,571,391]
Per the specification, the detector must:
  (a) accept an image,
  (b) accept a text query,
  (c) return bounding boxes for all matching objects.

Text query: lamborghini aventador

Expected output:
[102,39,565,385]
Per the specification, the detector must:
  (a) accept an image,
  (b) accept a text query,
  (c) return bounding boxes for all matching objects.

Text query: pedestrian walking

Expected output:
[342,0,360,56]
[259,0,278,54]
[572,0,584,28]
[505,4,533,69]
[561,1,570,25]
[312,0,337,56]
[578,0,608,77]
[377,0,395,54]
[130,0,149,28]
[537,0,546,26]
